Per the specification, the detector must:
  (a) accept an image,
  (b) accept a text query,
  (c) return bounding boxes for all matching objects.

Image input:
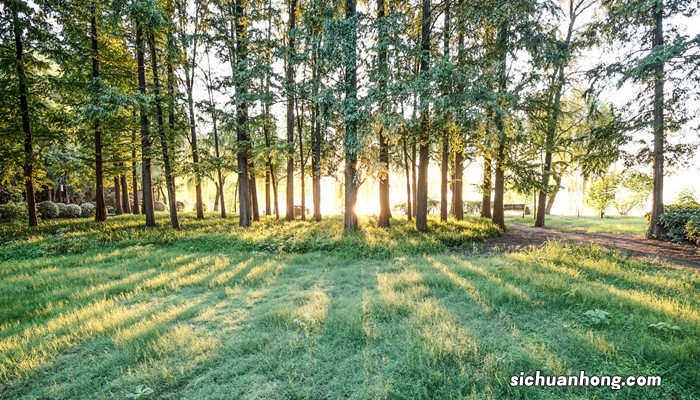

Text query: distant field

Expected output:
[506,215,648,236]
[1,214,698,399]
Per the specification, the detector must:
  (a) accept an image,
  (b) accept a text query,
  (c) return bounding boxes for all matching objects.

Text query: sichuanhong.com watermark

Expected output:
[510,371,661,390]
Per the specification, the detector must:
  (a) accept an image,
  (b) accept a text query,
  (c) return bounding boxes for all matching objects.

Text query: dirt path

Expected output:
[482,223,700,269]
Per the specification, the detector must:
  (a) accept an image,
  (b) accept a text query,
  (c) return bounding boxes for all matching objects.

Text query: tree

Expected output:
[414,0,431,232]
[343,0,359,231]
[285,0,297,222]
[7,0,39,226]
[593,0,699,238]
[587,172,619,218]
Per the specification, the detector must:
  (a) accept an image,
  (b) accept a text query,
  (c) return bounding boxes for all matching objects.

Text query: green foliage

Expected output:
[648,322,682,335]
[80,202,96,218]
[55,203,68,218]
[583,309,611,326]
[0,201,28,222]
[37,201,60,219]
[657,203,700,243]
[586,172,619,217]
[685,215,700,245]
[613,171,652,215]
[64,204,82,218]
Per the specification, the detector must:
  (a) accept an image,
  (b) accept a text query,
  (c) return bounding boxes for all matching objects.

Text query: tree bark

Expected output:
[439,0,450,222]
[131,128,140,214]
[285,0,297,222]
[214,183,220,211]
[250,162,260,221]
[377,0,390,227]
[545,174,561,215]
[491,25,508,230]
[453,148,464,220]
[148,33,179,229]
[481,155,492,218]
[113,175,123,214]
[11,2,38,227]
[647,5,665,239]
[343,0,359,231]
[402,135,412,220]
[120,174,131,214]
[415,0,431,232]
[296,99,306,220]
[234,0,251,227]
[90,3,106,222]
[135,19,155,227]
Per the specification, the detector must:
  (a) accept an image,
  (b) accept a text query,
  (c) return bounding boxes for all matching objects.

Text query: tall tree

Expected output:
[91,1,107,222]
[415,0,431,232]
[148,32,179,229]
[234,0,251,227]
[9,0,38,226]
[439,0,451,222]
[135,17,155,227]
[343,0,359,230]
[376,0,390,227]
[285,0,297,221]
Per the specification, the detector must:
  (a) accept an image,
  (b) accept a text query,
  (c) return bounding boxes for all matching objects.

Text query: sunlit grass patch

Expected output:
[0,215,698,399]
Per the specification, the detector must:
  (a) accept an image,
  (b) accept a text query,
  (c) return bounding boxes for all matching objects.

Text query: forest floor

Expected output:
[0,214,698,399]
[488,218,700,268]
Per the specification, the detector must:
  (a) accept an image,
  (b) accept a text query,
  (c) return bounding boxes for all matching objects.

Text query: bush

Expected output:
[192,203,207,212]
[176,201,185,212]
[55,203,69,218]
[656,203,700,243]
[464,201,481,215]
[685,215,700,246]
[0,201,28,222]
[80,202,96,218]
[37,201,60,219]
[154,201,166,212]
[64,204,82,218]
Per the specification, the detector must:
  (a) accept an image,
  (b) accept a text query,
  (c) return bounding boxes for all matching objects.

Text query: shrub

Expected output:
[64,204,82,218]
[154,201,166,212]
[55,203,69,218]
[685,215,700,246]
[192,203,207,212]
[656,203,700,243]
[80,202,96,218]
[37,201,60,219]
[0,201,28,222]
[464,201,481,215]
[176,201,185,212]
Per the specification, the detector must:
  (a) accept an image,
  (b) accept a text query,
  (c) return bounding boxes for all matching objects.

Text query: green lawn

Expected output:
[506,215,648,236]
[1,214,698,399]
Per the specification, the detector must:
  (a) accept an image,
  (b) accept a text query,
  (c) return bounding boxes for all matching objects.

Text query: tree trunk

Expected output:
[296,100,306,221]
[234,0,251,227]
[213,115,226,218]
[377,0,390,228]
[491,25,508,231]
[183,11,203,220]
[113,175,123,214]
[285,0,297,222]
[90,3,106,222]
[214,183,220,211]
[453,147,464,220]
[12,2,38,227]
[120,174,131,214]
[250,163,260,221]
[415,0,431,232]
[439,1,450,222]
[411,137,417,218]
[135,19,155,227]
[402,135,412,221]
[148,33,179,229]
[131,128,140,214]
[545,174,561,215]
[343,0,359,231]
[481,156,492,218]
[647,6,665,239]
[311,68,322,222]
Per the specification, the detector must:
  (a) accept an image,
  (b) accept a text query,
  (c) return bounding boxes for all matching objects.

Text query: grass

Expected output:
[1,213,698,399]
[506,214,648,236]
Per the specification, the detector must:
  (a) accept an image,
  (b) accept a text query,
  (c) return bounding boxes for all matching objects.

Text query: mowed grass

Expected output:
[0,214,698,399]
[506,215,648,236]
